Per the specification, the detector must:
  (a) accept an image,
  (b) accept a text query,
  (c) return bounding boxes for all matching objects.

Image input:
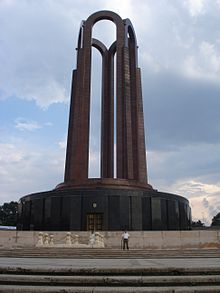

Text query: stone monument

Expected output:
[17,11,191,231]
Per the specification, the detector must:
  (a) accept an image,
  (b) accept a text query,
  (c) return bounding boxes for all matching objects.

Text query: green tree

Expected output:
[0,201,18,226]
[211,212,220,227]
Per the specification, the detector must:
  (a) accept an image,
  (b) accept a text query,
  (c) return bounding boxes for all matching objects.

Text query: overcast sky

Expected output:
[0,0,220,225]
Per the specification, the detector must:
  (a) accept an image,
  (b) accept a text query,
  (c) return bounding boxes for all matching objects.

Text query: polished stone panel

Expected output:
[142,197,151,230]
[18,187,191,231]
[152,197,161,230]
[108,196,120,230]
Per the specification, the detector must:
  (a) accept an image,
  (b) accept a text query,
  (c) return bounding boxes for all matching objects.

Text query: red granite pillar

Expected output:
[121,46,134,179]
[135,68,148,183]
[65,41,90,181]
[125,19,148,184]
[101,47,114,178]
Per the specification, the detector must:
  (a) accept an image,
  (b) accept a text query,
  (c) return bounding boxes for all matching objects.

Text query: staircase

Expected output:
[0,248,220,292]
[0,247,220,258]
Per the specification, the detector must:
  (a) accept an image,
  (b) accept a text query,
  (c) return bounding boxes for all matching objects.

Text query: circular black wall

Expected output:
[17,187,191,231]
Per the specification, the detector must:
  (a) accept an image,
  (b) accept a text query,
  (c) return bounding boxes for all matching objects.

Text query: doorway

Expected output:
[86,213,103,231]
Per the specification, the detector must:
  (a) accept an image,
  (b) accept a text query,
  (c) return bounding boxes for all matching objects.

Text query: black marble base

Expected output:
[17,187,191,231]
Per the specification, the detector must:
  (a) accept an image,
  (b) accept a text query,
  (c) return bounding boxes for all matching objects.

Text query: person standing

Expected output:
[122,230,130,250]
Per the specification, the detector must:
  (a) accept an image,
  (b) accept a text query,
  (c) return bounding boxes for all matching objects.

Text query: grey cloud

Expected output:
[0,1,103,107]
[0,139,65,204]
[143,71,220,150]
[147,142,220,187]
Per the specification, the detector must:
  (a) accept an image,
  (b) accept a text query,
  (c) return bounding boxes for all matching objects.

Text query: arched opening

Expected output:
[88,20,116,178]
[92,20,116,49]
[89,47,102,178]
[114,52,117,178]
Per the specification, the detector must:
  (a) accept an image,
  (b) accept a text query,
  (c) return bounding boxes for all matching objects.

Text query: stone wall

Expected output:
[0,230,219,249]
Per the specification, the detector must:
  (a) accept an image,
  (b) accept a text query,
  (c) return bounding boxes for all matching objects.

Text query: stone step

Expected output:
[1,253,218,258]
[1,285,220,292]
[0,248,219,259]
[1,266,220,276]
[4,248,220,253]
[3,248,220,253]
[0,255,219,292]
[0,274,220,286]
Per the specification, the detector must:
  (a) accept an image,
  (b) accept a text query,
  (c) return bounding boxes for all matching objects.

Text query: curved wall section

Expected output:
[17,188,191,231]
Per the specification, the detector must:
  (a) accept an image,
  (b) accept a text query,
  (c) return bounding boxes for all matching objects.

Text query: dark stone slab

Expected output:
[18,187,191,231]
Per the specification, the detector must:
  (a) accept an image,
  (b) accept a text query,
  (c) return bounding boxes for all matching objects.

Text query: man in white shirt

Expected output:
[122,230,130,250]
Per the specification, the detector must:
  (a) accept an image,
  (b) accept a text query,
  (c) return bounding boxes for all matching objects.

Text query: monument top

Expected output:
[57,9,151,191]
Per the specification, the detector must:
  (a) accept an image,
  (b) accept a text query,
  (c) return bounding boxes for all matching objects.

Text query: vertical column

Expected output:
[116,26,126,179]
[64,23,92,181]
[121,47,134,179]
[67,47,87,180]
[135,68,148,183]
[129,38,139,180]
[77,22,92,179]
[126,20,148,184]
[101,49,114,178]
[64,70,77,181]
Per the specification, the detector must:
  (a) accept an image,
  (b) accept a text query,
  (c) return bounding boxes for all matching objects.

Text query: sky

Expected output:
[0,0,220,225]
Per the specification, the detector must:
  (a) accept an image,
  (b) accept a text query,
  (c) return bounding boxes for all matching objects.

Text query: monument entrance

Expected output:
[17,11,191,231]
[87,213,103,231]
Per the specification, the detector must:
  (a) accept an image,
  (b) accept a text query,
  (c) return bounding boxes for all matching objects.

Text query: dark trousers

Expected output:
[123,239,129,250]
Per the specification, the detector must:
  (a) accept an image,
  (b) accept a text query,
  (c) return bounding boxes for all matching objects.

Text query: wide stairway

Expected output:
[0,247,220,258]
[0,248,220,292]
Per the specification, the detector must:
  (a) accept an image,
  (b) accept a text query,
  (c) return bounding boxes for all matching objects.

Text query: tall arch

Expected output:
[64,10,148,185]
